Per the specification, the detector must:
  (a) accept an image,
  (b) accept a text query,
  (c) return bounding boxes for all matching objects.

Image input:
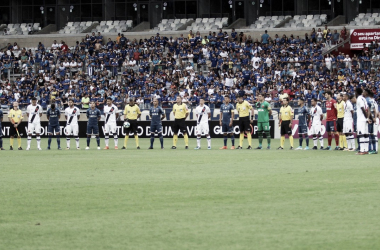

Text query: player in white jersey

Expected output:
[26,97,43,150]
[355,88,370,155]
[343,94,355,151]
[308,98,324,150]
[194,98,211,149]
[64,99,81,150]
[103,97,119,149]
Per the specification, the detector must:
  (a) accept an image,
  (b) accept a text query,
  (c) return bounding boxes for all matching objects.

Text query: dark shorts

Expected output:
[9,124,19,137]
[126,119,139,134]
[173,118,187,134]
[326,121,337,132]
[87,123,99,135]
[368,123,374,134]
[150,123,163,133]
[238,117,251,133]
[281,120,292,135]
[222,122,233,133]
[257,122,270,132]
[48,124,61,134]
[336,118,344,132]
[298,125,308,134]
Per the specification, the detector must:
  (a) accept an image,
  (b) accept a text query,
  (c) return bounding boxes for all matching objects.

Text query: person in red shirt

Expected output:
[61,41,68,52]
[324,90,339,150]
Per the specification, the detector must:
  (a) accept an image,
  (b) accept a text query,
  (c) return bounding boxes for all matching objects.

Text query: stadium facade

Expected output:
[0,0,378,30]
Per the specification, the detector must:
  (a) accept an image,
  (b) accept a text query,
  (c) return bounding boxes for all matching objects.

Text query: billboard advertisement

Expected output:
[0,121,275,139]
[350,29,380,50]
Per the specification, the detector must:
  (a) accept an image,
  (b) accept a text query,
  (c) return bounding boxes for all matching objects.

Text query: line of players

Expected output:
[0,87,378,154]
[279,88,378,154]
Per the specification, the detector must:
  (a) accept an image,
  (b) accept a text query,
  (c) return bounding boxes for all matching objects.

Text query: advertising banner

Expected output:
[350,29,380,50]
[0,120,275,138]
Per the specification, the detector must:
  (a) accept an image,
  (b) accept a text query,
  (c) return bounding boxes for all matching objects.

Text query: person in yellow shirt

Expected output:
[278,97,294,150]
[336,93,347,149]
[236,96,254,149]
[122,98,141,149]
[8,102,24,150]
[172,96,189,149]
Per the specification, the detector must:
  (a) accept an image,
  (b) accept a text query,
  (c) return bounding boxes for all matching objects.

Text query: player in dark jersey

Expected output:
[296,98,310,150]
[86,101,102,150]
[324,90,339,150]
[46,103,61,150]
[0,109,3,150]
[149,98,165,149]
[219,96,235,149]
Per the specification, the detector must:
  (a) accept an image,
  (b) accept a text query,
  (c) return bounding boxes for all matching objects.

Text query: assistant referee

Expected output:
[8,101,23,150]
[172,96,189,149]
[236,96,254,149]
[123,98,141,149]
[278,97,294,150]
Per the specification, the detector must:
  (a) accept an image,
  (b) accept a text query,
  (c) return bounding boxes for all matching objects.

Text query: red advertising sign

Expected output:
[350,29,380,50]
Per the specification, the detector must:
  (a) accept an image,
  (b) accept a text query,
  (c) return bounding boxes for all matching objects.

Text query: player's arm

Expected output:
[46,110,50,120]
[278,108,282,126]
[39,106,42,117]
[123,107,128,121]
[230,110,234,127]
[219,109,223,126]
[137,106,141,120]
[184,106,189,119]
[289,108,293,128]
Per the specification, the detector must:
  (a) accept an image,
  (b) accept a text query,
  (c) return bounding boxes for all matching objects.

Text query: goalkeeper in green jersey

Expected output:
[255,93,272,149]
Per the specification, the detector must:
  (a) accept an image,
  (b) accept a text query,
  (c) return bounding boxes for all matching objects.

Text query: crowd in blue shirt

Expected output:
[1,27,380,112]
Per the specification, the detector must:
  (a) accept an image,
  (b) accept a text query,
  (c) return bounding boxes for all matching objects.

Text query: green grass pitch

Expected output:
[1,138,380,250]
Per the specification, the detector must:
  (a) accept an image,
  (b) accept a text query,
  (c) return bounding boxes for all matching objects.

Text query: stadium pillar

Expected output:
[245,0,257,27]
[345,0,358,24]
[199,0,210,18]
[104,0,115,21]
[295,0,304,15]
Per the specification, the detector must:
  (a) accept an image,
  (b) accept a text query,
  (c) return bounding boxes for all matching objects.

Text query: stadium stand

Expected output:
[187,18,229,31]
[250,16,289,29]
[250,14,327,29]
[4,23,40,35]
[58,20,133,34]
[348,13,380,26]
[0,23,379,116]
[95,20,134,33]
[153,19,193,32]
[285,14,327,28]
[58,21,99,34]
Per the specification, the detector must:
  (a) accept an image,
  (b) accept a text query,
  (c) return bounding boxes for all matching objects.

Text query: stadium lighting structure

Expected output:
[163,2,167,10]
[133,3,137,11]
[70,6,74,13]
[40,6,44,14]
[229,0,232,8]
[260,0,264,7]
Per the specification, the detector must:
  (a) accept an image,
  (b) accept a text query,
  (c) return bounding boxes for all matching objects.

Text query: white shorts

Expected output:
[65,123,79,136]
[357,121,368,135]
[27,122,41,134]
[104,123,117,134]
[310,124,321,135]
[196,122,209,135]
[343,119,353,133]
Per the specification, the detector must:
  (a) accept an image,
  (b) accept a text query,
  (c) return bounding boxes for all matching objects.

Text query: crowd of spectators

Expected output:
[0,25,380,114]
